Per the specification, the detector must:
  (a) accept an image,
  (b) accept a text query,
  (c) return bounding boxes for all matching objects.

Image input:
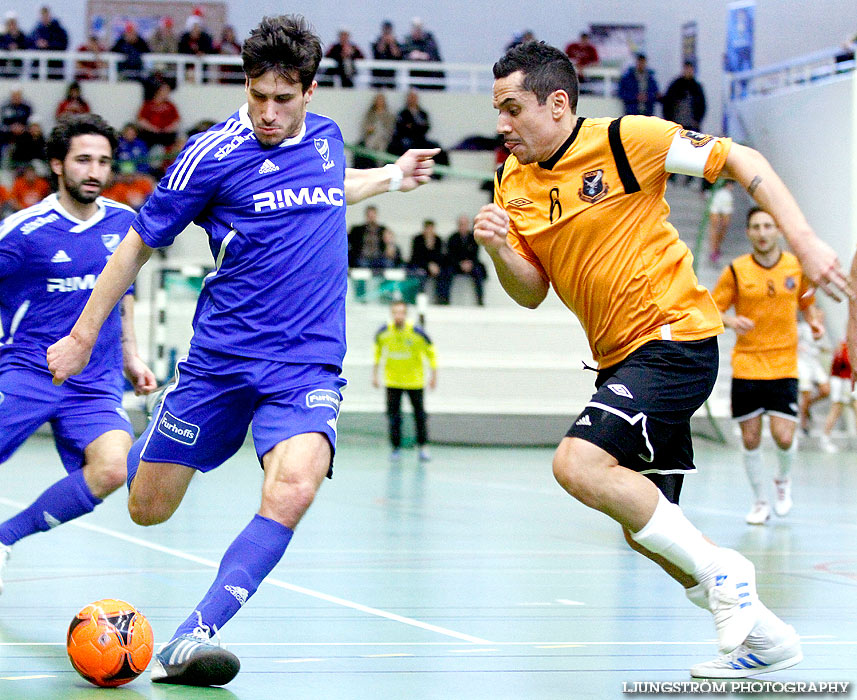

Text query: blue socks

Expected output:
[173,514,293,640]
[126,431,149,490]
[0,469,101,546]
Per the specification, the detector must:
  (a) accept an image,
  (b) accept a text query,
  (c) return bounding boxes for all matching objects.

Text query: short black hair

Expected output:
[46,113,118,163]
[242,15,322,92]
[746,205,769,226]
[493,41,579,111]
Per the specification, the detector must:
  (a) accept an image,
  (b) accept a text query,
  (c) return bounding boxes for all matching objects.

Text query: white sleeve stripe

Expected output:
[0,201,53,242]
[167,118,237,189]
[167,119,243,190]
[664,131,717,178]
[173,121,246,192]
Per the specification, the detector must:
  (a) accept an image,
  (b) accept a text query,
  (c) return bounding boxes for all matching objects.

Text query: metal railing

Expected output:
[0,49,622,96]
[726,44,856,102]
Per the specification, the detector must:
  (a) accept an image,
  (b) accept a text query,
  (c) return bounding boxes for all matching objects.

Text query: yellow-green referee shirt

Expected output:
[374,321,437,389]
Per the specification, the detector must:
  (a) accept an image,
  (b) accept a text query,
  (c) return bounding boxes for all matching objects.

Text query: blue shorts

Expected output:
[0,367,132,473]
[138,346,346,474]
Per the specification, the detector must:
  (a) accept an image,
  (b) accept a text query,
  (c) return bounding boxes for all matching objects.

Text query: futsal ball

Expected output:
[67,599,154,687]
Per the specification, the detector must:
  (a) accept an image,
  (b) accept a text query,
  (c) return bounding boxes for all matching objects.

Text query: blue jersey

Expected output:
[0,194,135,396]
[134,106,348,367]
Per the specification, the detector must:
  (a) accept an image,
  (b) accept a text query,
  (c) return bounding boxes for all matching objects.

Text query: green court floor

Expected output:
[1,433,855,699]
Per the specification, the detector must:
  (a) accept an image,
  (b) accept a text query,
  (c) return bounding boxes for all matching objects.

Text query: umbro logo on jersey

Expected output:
[575,415,592,427]
[506,198,533,207]
[51,250,71,263]
[259,159,280,174]
[608,384,634,399]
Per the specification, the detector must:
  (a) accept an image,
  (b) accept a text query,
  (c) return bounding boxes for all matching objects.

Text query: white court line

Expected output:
[0,497,492,645]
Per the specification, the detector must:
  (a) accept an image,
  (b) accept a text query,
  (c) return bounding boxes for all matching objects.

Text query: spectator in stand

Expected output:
[1,89,32,158]
[506,30,536,52]
[565,32,599,85]
[9,118,47,168]
[371,20,402,89]
[389,90,449,171]
[401,17,444,90]
[30,5,68,79]
[446,214,487,306]
[150,16,179,54]
[137,82,181,148]
[348,205,388,268]
[10,163,50,210]
[324,28,364,89]
[662,61,706,129]
[179,14,215,82]
[116,122,150,175]
[409,219,449,304]
[111,22,150,81]
[55,82,91,121]
[75,35,107,81]
[355,92,395,168]
[102,170,155,211]
[216,25,243,84]
[820,341,857,454]
[618,53,660,116]
[377,228,404,269]
[0,12,29,80]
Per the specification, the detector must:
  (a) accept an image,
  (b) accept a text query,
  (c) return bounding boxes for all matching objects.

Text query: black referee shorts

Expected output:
[731,377,799,422]
[566,338,719,502]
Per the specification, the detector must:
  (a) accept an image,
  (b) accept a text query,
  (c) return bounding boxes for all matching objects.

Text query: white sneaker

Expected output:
[418,447,431,462]
[820,435,838,454]
[773,478,793,517]
[390,448,401,462]
[745,500,771,525]
[708,550,760,653]
[0,544,10,595]
[691,624,802,678]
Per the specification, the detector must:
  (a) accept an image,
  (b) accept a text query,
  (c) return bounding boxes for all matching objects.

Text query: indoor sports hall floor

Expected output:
[1,431,856,699]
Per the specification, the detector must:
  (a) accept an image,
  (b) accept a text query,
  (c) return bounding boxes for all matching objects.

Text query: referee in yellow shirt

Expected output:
[372,300,438,461]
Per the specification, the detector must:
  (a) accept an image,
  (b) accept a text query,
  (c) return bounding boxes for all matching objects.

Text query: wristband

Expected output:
[384,163,403,192]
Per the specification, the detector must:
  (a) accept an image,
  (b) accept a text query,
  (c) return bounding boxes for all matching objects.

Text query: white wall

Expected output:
[7,0,856,135]
[733,71,857,340]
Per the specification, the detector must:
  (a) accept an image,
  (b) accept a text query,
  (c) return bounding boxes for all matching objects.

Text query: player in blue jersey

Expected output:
[0,114,156,593]
[48,16,437,687]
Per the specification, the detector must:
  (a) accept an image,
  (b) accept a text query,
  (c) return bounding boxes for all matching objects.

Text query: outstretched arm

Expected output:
[473,203,549,309]
[47,228,154,385]
[345,148,439,204]
[722,143,853,301]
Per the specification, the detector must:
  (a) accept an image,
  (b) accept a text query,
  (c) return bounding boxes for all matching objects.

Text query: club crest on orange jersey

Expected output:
[679,129,714,148]
[784,276,796,290]
[578,169,607,203]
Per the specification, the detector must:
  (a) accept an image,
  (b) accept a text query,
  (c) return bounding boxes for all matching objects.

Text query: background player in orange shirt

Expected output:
[713,207,823,525]
[474,41,851,678]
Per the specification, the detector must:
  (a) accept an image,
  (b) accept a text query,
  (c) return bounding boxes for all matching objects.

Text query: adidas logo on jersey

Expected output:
[259,159,280,174]
[575,415,592,427]
[224,585,248,606]
[51,250,71,263]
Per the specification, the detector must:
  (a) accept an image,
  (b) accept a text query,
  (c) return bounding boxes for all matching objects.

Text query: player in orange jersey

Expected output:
[713,207,823,525]
[474,41,851,679]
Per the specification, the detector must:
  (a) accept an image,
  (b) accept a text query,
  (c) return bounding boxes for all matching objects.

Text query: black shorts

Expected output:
[731,378,799,422]
[566,338,719,500]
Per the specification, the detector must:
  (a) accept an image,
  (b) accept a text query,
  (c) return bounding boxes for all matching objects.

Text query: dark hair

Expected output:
[242,15,322,91]
[746,205,769,226]
[46,113,118,163]
[493,41,579,111]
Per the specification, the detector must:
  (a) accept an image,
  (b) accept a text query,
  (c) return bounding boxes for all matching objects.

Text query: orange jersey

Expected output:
[496,115,729,368]
[712,252,812,379]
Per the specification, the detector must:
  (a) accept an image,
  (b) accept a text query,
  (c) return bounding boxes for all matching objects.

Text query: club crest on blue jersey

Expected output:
[314,138,335,172]
[101,233,121,253]
[305,388,340,411]
[157,410,200,445]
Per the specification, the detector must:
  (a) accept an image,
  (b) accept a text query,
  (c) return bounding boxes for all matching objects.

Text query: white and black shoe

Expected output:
[151,629,240,686]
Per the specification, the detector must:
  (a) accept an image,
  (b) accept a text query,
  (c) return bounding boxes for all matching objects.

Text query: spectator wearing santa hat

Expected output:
[111,21,150,81]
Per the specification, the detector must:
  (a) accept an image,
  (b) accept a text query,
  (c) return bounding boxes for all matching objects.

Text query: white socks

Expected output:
[776,440,795,479]
[631,491,722,586]
[742,445,765,500]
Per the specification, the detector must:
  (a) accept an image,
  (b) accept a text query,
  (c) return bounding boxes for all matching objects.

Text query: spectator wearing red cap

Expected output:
[150,16,179,54]
[111,21,150,80]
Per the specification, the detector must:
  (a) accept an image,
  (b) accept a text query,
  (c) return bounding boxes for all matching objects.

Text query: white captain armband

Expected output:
[664,129,718,178]
[383,163,404,192]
